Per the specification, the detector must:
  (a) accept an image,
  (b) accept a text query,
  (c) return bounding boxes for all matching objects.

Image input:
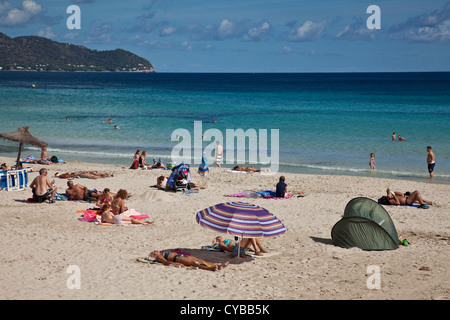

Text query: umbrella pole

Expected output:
[16,143,23,169]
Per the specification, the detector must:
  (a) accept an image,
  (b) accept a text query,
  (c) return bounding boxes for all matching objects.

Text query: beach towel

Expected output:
[129,160,139,169]
[201,244,224,252]
[136,257,199,270]
[224,190,295,199]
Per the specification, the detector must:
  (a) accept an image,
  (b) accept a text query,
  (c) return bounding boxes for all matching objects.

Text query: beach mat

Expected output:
[136,257,199,270]
[224,190,295,199]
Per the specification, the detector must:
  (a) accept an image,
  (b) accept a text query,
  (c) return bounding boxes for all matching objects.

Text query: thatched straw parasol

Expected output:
[0,126,48,168]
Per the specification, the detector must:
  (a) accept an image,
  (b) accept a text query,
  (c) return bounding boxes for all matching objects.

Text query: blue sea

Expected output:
[1,71,449,183]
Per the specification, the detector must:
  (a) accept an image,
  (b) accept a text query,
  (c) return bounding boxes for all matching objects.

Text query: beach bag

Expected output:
[50,155,58,163]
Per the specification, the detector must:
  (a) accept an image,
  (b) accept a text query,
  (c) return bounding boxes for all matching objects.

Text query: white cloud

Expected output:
[0,0,43,27]
[37,26,54,38]
[160,26,177,36]
[217,19,235,39]
[388,2,450,43]
[244,21,270,42]
[336,21,376,41]
[287,20,327,41]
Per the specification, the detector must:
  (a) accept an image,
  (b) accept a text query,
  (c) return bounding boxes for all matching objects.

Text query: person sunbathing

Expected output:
[151,161,165,169]
[386,188,432,208]
[29,168,57,203]
[1,163,11,170]
[100,204,151,225]
[95,188,115,207]
[214,236,268,256]
[58,171,114,179]
[232,166,261,172]
[66,180,101,201]
[149,250,229,271]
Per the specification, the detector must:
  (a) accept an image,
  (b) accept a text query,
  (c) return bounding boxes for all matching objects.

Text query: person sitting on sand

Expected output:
[57,171,114,179]
[100,204,151,225]
[149,250,229,271]
[213,236,239,252]
[66,180,100,201]
[275,176,291,198]
[232,165,261,173]
[110,189,152,224]
[29,168,58,203]
[95,188,115,207]
[386,188,432,208]
[214,236,268,257]
[40,147,50,161]
[156,176,167,190]
[139,151,148,168]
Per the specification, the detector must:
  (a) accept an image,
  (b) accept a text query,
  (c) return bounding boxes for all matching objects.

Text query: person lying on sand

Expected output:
[386,188,432,208]
[66,180,101,201]
[151,161,165,169]
[57,171,114,179]
[232,166,261,173]
[23,158,52,165]
[149,250,229,271]
[100,204,151,225]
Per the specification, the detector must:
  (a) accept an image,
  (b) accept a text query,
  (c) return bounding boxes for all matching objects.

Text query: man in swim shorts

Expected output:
[215,140,223,167]
[30,168,57,203]
[66,180,100,201]
[427,146,435,179]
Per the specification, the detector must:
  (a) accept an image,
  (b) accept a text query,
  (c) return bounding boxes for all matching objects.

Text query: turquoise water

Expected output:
[0,72,449,183]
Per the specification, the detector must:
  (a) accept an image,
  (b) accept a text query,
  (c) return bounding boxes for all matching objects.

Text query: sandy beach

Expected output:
[0,155,449,301]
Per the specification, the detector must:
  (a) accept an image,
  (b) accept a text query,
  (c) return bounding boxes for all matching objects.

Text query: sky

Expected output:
[0,0,449,72]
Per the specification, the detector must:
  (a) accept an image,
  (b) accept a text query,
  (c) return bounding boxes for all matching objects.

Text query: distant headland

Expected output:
[0,32,155,72]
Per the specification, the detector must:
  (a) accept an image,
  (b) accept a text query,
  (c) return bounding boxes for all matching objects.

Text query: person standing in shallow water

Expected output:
[427,146,435,179]
[369,153,376,170]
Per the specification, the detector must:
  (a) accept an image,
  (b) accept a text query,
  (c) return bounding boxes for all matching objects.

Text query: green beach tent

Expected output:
[331,197,399,251]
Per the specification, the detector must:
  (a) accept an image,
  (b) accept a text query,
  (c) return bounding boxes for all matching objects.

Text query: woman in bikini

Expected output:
[386,188,432,208]
[213,236,269,256]
[150,250,229,271]
[95,188,115,208]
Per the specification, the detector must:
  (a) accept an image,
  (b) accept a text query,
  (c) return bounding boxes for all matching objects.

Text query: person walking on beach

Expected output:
[427,146,435,179]
[369,153,376,170]
[215,140,223,167]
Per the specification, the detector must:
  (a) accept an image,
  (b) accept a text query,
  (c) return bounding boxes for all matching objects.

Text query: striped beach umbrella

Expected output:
[195,201,287,238]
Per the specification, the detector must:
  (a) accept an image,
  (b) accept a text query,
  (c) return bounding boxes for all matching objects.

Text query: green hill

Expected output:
[0,33,155,72]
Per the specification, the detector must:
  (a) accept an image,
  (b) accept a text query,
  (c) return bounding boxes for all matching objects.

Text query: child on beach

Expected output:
[100,203,151,225]
[275,176,289,198]
[369,153,376,170]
